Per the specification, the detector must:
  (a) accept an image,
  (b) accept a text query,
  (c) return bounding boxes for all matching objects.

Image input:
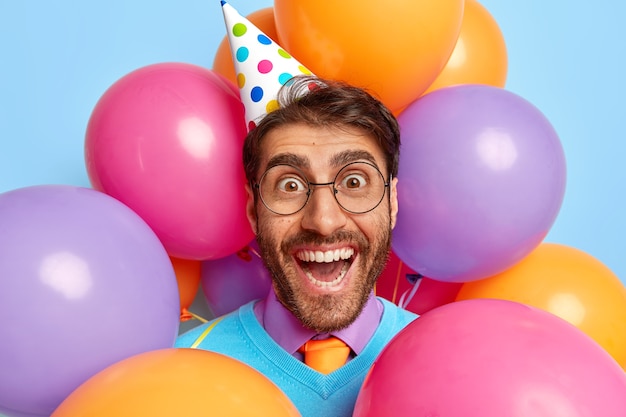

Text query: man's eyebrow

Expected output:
[329,150,378,168]
[264,149,379,172]
[266,153,310,170]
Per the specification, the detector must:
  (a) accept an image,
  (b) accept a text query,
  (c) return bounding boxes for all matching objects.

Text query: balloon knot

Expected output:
[406,273,423,285]
[236,246,252,262]
[180,308,193,322]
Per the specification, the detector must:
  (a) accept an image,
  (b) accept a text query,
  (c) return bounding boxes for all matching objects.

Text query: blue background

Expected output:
[1,0,624,285]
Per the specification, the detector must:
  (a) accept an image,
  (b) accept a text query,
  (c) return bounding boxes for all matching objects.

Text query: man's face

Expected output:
[246,123,399,333]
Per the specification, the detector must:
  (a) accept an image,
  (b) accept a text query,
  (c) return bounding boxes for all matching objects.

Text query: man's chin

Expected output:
[292,291,367,333]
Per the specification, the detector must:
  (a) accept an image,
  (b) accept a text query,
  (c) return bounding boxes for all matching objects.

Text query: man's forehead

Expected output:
[258,124,386,169]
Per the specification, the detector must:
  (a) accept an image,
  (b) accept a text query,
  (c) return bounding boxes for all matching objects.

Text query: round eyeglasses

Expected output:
[254,161,390,215]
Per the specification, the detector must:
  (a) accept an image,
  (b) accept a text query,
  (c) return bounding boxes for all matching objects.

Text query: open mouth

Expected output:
[296,248,355,289]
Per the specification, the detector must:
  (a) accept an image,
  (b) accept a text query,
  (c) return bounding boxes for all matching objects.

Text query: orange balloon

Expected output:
[424,0,508,94]
[170,256,201,321]
[52,348,301,417]
[213,7,279,86]
[456,243,626,369]
[273,0,464,112]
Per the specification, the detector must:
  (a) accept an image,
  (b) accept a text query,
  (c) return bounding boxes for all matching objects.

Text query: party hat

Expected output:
[220,1,314,130]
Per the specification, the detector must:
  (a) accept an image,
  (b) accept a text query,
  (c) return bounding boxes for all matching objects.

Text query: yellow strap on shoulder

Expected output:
[190,317,224,349]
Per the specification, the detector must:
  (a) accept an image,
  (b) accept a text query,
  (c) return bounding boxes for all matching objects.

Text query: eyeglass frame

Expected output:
[252,161,392,216]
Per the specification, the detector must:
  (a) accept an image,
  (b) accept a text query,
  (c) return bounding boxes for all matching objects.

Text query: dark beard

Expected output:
[255,222,392,333]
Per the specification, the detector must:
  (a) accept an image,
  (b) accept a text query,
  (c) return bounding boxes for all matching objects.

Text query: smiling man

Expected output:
[175,76,417,417]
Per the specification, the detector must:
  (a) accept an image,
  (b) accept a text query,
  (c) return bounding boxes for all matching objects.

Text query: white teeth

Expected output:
[304,262,349,288]
[297,248,354,263]
[296,248,354,289]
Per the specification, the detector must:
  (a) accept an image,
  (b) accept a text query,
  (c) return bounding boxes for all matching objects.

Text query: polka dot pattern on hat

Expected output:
[221,1,315,130]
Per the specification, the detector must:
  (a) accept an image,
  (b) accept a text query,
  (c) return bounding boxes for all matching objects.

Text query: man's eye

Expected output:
[277,177,306,192]
[341,174,367,189]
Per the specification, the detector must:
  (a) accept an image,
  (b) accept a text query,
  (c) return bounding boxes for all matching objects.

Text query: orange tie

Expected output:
[299,336,351,374]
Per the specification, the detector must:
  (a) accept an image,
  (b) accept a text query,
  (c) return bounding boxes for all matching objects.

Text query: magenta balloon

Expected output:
[354,299,626,417]
[0,185,180,417]
[85,62,254,260]
[393,84,566,282]
[201,242,272,317]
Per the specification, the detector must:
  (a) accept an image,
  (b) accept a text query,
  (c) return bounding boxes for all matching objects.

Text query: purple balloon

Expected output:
[393,84,566,282]
[0,185,180,417]
[201,241,272,317]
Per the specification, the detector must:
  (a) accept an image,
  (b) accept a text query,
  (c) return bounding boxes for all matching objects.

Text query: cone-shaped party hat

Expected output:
[220,1,314,130]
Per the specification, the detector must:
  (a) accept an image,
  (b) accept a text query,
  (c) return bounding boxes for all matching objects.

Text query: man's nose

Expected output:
[300,184,348,236]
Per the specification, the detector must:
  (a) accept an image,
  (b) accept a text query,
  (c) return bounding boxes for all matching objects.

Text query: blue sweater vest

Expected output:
[175,298,417,417]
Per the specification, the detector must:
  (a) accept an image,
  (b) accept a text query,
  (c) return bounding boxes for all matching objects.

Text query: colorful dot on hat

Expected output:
[266,99,279,114]
[251,86,264,103]
[277,49,291,59]
[258,60,273,74]
[236,46,249,63]
[237,73,245,89]
[248,120,257,131]
[299,65,312,75]
[258,34,272,45]
[278,73,293,85]
[233,23,247,37]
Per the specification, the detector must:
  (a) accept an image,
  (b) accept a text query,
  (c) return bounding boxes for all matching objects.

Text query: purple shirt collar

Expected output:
[253,288,383,355]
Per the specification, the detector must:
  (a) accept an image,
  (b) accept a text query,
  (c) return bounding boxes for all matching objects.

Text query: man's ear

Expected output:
[245,183,258,235]
[390,177,399,229]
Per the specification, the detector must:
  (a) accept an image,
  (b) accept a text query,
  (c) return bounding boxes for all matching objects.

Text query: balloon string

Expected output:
[399,275,423,309]
[249,246,261,259]
[190,317,225,349]
[391,260,404,305]
[187,310,209,323]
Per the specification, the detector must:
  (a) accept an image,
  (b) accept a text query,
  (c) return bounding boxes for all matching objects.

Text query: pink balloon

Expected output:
[354,299,626,417]
[86,62,254,260]
[201,241,272,316]
[393,84,566,282]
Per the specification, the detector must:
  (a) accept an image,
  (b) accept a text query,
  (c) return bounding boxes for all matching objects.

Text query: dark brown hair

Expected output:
[242,75,400,184]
